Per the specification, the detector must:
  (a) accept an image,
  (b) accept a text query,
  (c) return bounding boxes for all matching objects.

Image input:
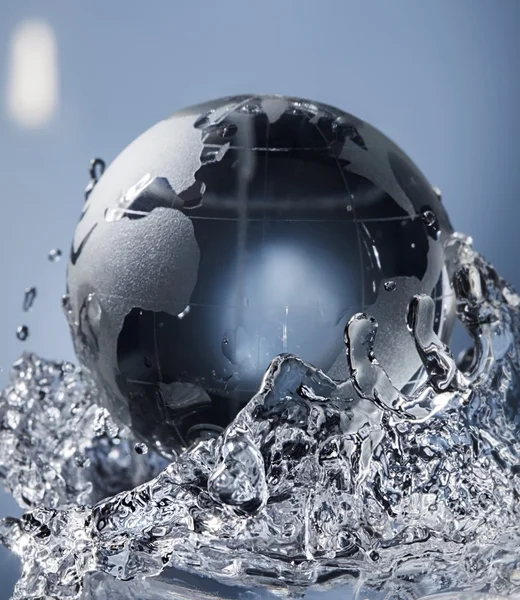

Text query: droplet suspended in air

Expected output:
[48,248,62,262]
[23,286,37,311]
[384,280,397,292]
[16,325,29,341]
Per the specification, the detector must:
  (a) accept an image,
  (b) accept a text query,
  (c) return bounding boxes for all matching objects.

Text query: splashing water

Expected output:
[48,248,62,262]
[0,234,519,600]
[22,287,37,312]
[15,325,29,342]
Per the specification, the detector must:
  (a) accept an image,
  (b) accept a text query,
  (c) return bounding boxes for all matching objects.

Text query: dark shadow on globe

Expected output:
[65,94,455,457]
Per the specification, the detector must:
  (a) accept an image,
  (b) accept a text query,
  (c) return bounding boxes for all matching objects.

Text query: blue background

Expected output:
[0,1,519,597]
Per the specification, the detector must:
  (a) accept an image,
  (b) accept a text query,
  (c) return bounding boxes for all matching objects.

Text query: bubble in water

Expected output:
[16,325,29,341]
[384,280,397,292]
[48,248,62,262]
[22,286,37,311]
[134,442,148,455]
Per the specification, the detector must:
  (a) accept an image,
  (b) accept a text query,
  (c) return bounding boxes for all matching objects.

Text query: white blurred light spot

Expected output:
[6,19,59,128]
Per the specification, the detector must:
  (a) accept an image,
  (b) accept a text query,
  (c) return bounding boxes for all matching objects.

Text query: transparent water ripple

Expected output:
[0,235,519,600]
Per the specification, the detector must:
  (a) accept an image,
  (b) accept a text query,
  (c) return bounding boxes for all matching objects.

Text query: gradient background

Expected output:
[0,1,519,598]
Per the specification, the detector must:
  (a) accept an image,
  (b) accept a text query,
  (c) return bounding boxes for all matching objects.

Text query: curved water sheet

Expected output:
[0,234,519,600]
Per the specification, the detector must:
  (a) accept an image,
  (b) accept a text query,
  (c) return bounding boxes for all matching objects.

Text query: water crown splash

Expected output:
[0,234,519,600]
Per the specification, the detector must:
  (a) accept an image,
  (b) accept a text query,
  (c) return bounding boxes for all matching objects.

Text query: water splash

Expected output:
[23,286,37,312]
[15,325,29,342]
[48,248,62,262]
[0,235,519,600]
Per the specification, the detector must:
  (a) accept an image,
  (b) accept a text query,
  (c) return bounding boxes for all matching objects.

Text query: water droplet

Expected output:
[89,158,105,182]
[432,185,442,200]
[422,210,436,227]
[77,293,102,357]
[193,112,212,129]
[134,442,148,455]
[411,243,416,249]
[177,305,191,319]
[48,248,62,262]
[23,286,37,311]
[384,281,397,292]
[61,294,73,327]
[16,325,29,341]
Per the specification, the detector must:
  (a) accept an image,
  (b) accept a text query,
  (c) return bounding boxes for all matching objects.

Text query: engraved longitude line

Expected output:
[311,119,366,313]
[232,96,256,361]
[258,98,270,374]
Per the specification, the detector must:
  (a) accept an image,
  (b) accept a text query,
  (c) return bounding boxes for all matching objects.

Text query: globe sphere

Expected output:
[66,94,454,456]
